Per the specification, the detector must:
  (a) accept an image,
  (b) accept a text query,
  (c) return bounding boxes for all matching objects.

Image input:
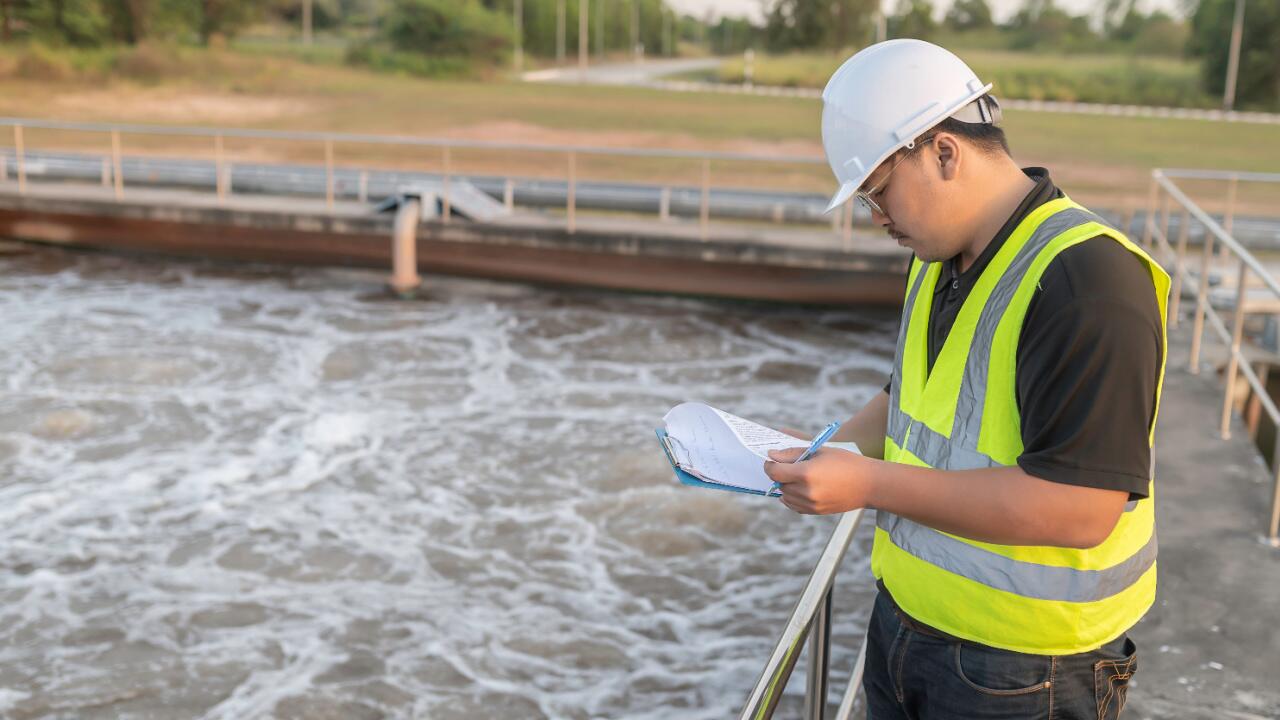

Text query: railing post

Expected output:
[699,158,710,241]
[804,587,833,720]
[1189,224,1214,375]
[1221,173,1238,262]
[0,153,7,183]
[215,134,227,203]
[13,124,25,195]
[389,197,422,297]
[1157,193,1172,253]
[110,129,124,200]
[100,157,110,187]
[358,170,368,204]
[567,151,577,234]
[1169,208,1191,327]
[841,200,853,251]
[660,186,671,222]
[324,138,335,210]
[1270,434,1280,544]
[442,146,453,224]
[1140,175,1157,249]
[503,178,514,212]
[1221,258,1248,440]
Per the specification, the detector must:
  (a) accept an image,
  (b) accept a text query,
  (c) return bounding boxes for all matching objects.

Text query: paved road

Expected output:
[521,57,721,85]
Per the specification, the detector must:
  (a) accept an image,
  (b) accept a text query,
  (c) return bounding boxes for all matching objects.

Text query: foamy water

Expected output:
[0,247,896,719]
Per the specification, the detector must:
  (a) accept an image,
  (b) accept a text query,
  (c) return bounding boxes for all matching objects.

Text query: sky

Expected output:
[665,0,1186,24]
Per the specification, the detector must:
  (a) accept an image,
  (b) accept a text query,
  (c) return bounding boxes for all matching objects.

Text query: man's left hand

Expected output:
[764,447,875,515]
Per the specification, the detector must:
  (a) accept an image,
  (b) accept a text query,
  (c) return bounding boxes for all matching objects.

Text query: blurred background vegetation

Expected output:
[0,0,1275,110]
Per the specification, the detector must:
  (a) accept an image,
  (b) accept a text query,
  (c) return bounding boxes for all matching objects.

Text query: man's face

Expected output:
[858,138,960,262]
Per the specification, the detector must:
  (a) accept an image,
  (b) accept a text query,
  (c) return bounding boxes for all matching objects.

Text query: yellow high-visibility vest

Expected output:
[874,196,1169,655]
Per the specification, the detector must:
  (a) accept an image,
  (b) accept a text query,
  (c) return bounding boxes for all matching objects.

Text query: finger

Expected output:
[763,458,806,484]
[767,447,807,463]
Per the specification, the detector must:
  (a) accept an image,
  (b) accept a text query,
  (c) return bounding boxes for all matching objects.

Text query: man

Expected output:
[763,40,1167,719]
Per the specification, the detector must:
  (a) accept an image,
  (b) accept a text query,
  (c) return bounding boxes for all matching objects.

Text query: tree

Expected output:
[382,0,510,63]
[890,0,936,40]
[1187,0,1280,109]
[764,0,877,52]
[193,0,260,44]
[945,0,992,31]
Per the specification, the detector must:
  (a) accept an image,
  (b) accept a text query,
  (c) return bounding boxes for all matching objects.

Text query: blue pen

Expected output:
[768,421,842,497]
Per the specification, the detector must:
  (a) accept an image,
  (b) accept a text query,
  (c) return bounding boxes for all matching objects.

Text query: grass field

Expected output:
[0,45,1276,213]
[709,49,1215,109]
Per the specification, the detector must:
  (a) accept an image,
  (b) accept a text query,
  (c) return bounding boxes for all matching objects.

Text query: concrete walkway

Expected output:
[1127,326,1280,719]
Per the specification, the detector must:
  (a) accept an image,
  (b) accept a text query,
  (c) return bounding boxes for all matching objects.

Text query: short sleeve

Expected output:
[1015,238,1163,500]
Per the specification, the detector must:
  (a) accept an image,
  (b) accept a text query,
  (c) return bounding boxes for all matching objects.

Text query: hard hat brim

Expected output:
[823,179,860,215]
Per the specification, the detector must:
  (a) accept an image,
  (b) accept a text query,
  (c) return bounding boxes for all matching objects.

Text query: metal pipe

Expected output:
[110,129,123,200]
[324,138,335,209]
[1189,221,1214,375]
[660,186,671,222]
[358,170,368,203]
[833,632,869,720]
[567,151,577,234]
[1170,208,1191,326]
[700,158,710,240]
[390,198,422,297]
[1271,440,1280,543]
[805,588,833,720]
[739,510,865,720]
[503,178,514,212]
[101,157,110,187]
[0,153,7,182]
[1220,258,1248,440]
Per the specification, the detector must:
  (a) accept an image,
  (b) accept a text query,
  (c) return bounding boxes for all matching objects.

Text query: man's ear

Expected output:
[933,132,961,181]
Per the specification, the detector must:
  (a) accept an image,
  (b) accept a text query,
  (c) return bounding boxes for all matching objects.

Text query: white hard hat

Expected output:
[820,39,1000,214]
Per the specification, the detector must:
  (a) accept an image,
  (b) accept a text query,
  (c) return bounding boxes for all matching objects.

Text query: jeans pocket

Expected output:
[953,642,1053,696]
[1093,638,1138,719]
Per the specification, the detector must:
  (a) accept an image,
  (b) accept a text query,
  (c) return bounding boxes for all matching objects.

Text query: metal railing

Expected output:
[1143,168,1280,544]
[0,117,869,246]
[739,508,869,720]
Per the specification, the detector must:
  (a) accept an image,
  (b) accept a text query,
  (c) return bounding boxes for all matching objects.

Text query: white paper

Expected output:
[662,402,861,493]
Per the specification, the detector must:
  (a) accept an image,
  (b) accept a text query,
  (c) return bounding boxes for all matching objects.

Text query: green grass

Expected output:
[710,49,1217,109]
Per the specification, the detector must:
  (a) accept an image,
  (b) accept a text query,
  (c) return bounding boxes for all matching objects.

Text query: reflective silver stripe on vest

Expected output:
[887,264,930,450]
[877,512,1157,602]
[881,207,1158,601]
[894,207,1110,470]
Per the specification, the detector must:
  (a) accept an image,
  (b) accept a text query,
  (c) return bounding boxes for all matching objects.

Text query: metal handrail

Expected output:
[0,116,826,165]
[1144,168,1280,543]
[0,116,858,245]
[739,508,868,720]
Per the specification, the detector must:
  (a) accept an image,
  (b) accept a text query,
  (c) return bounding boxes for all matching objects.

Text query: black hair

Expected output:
[927,115,1010,157]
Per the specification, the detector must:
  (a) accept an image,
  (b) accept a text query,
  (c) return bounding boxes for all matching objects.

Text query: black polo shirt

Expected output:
[884,168,1162,500]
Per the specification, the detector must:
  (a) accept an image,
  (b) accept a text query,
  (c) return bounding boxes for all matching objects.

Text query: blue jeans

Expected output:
[864,591,1138,720]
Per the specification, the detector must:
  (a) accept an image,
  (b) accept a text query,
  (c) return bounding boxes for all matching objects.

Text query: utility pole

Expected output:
[579,0,589,74]
[631,0,640,60]
[557,0,566,64]
[596,0,605,60]
[302,0,312,45]
[662,8,672,57]
[1222,0,1245,111]
[514,0,524,73]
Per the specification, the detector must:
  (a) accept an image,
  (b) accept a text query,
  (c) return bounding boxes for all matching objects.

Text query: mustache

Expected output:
[887,227,908,240]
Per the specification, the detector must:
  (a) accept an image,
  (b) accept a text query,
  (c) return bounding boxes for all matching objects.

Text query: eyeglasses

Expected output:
[855,136,935,217]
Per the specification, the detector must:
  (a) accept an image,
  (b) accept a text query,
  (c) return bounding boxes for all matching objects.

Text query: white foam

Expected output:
[0,249,895,718]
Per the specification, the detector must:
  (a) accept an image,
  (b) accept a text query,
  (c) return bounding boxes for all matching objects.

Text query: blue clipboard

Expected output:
[655,428,772,496]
